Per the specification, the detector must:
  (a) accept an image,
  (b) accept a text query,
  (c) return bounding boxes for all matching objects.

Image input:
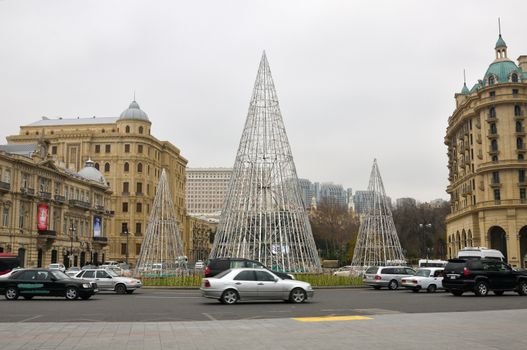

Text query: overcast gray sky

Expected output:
[1,0,526,201]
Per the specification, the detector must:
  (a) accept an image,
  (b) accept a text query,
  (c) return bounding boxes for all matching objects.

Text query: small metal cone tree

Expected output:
[352,159,406,268]
[209,52,322,273]
[135,169,187,276]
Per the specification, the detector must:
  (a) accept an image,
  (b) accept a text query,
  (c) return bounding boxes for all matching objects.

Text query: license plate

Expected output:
[449,275,456,280]
[94,289,99,292]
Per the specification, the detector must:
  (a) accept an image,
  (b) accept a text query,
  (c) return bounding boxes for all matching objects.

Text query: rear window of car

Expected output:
[381,268,394,274]
[365,266,378,274]
[214,269,231,279]
[445,261,467,273]
[467,260,484,270]
[233,270,256,281]
[83,270,95,278]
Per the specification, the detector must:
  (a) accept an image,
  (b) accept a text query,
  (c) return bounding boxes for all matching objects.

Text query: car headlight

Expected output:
[82,283,91,288]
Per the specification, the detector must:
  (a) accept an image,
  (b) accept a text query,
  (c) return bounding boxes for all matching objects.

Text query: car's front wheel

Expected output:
[427,284,437,293]
[115,284,127,294]
[289,288,307,303]
[220,289,239,305]
[474,281,489,297]
[65,287,79,300]
[517,280,527,296]
[5,287,19,300]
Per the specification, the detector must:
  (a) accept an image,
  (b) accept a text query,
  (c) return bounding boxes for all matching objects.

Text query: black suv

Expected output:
[443,259,527,296]
[204,258,293,280]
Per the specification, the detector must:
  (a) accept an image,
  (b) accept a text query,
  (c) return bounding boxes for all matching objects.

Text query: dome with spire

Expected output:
[461,83,469,95]
[118,100,149,122]
[77,159,107,186]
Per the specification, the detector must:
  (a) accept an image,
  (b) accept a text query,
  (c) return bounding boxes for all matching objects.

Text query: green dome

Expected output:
[495,35,507,49]
[484,60,520,84]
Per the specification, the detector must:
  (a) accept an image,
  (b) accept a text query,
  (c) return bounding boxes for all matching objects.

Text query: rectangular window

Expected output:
[3,169,10,183]
[138,144,143,153]
[122,202,128,213]
[95,145,100,153]
[123,182,129,193]
[136,202,142,213]
[2,207,9,226]
[124,144,130,153]
[520,170,526,183]
[121,222,128,234]
[136,243,141,255]
[136,182,142,194]
[121,243,127,255]
[494,189,501,201]
[105,144,111,153]
[513,89,519,95]
[492,171,500,184]
[147,184,150,195]
[521,188,526,201]
[52,146,57,155]
[489,91,496,97]
[135,222,142,235]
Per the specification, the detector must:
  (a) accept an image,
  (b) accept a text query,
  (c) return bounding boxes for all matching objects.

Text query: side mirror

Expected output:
[274,278,279,282]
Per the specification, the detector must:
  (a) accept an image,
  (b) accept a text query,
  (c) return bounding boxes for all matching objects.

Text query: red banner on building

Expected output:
[37,203,49,231]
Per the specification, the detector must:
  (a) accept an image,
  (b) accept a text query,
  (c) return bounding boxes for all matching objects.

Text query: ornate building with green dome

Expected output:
[445,33,527,267]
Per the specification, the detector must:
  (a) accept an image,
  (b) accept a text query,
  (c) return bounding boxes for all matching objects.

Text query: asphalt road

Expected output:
[2,287,527,323]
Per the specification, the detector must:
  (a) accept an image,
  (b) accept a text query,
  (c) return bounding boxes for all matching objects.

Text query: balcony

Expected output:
[38,230,57,239]
[515,127,526,136]
[39,191,52,200]
[490,181,501,188]
[488,147,499,155]
[54,194,66,203]
[0,181,10,193]
[20,187,35,196]
[92,236,108,245]
[517,144,527,153]
[136,192,144,196]
[487,129,498,138]
[515,112,525,120]
[95,204,105,213]
[486,114,497,123]
[68,199,92,209]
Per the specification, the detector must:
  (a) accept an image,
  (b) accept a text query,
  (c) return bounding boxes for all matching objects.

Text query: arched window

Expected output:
[515,105,522,117]
[137,163,143,173]
[124,162,129,172]
[94,163,100,170]
[125,125,130,133]
[516,121,523,132]
[139,126,144,134]
[488,75,495,85]
[512,73,519,83]
[104,163,110,172]
[489,107,496,118]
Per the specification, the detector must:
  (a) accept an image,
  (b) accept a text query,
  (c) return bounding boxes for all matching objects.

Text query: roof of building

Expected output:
[484,59,520,83]
[118,100,149,122]
[495,35,507,49]
[0,144,38,157]
[26,117,118,127]
[77,159,107,186]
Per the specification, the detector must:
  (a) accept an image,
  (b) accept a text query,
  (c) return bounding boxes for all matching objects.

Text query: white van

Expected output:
[457,247,505,261]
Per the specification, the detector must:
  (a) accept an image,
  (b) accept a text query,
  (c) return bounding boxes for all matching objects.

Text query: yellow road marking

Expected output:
[292,315,373,322]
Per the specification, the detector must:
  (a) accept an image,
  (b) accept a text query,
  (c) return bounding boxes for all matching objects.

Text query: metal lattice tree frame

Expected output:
[352,159,406,268]
[209,52,321,273]
[135,169,187,276]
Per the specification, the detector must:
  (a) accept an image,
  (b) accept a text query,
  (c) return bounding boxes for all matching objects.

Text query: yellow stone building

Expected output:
[6,100,189,265]
[0,141,112,267]
[446,34,527,267]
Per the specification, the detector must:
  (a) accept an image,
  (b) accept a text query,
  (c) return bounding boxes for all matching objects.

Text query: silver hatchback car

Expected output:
[363,266,416,290]
[201,268,314,304]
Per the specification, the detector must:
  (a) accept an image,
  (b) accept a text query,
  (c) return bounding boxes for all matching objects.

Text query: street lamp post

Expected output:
[123,227,129,265]
[418,223,432,258]
[69,223,76,268]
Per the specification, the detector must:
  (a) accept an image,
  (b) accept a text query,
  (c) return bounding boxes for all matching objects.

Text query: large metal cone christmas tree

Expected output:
[135,169,187,276]
[209,52,321,273]
[352,160,406,267]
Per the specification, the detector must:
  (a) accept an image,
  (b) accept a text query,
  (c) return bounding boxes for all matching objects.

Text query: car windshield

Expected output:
[51,270,70,280]
[415,269,431,277]
[105,269,119,277]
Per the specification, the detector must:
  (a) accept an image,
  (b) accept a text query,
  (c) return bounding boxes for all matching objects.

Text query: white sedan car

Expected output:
[74,268,141,294]
[201,268,314,304]
[401,267,444,293]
